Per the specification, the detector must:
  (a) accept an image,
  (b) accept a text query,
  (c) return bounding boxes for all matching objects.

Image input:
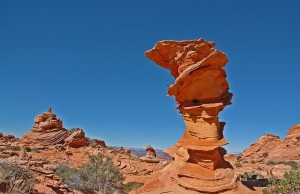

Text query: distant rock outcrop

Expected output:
[137,39,238,193]
[0,133,17,144]
[18,109,92,148]
[140,145,159,163]
[241,124,300,162]
[118,147,131,155]
[18,109,69,146]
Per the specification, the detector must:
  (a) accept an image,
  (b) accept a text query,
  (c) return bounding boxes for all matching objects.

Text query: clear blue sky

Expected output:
[1,1,300,152]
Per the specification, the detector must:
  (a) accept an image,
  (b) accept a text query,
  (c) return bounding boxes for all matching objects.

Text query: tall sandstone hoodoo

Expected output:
[138,39,238,193]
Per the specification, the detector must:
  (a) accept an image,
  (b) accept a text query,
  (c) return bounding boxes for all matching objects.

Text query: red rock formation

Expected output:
[18,109,69,146]
[145,145,156,159]
[118,147,131,155]
[0,133,16,143]
[140,145,159,163]
[64,128,88,148]
[18,109,91,149]
[138,39,238,193]
[284,124,300,145]
[242,134,281,159]
[241,124,300,162]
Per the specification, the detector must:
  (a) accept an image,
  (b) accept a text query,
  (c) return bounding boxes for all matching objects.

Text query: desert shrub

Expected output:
[262,152,268,158]
[123,182,144,193]
[86,137,96,148]
[30,147,39,152]
[257,167,263,170]
[70,128,77,132]
[0,160,36,193]
[236,156,241,160]
[4,145,20,151]
[235,162,242,167]
[266,160,276,165]
[23,147,31,152]
[243,160,249,163]
[286,161,299,170]
[251,160,256,164]
[56,154,124,194]
[107,146,115,150]
[263,170,300,194]
[241,171,264,181]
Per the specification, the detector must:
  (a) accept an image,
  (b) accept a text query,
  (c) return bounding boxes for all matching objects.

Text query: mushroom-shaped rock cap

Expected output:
[146,38,231,105]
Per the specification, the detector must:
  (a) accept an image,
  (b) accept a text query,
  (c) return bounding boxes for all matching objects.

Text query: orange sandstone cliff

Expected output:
[136,39,238,193]
[241,124,300,162]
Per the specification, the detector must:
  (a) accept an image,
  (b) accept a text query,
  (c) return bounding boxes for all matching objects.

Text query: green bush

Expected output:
[241,171,264,181]
[23,147,31,152]
[107,146,115,150]
[56,154,124,194]
[86,137,96,148]
[265,160,299,170]
[235,162,242,167]
[262,152,268,158]
[266,160,276,165]
[0,160,36,193]
[277,161,299,170]
[263,170,300,194]
[123,182,144,193]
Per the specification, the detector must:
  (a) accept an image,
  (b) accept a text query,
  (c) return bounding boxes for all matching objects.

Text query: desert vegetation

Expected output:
[262,152,268,158]
[263,170,300,194]
[0,159,36,194]
[266,160,299,170]
[55,153,124,194]
[123,182,144,193]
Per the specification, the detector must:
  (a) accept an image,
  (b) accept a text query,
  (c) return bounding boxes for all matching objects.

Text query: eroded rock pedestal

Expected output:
[140,145,160,163]
[138,39,238,193]
[18,109,89,148]
[18,109,69,146]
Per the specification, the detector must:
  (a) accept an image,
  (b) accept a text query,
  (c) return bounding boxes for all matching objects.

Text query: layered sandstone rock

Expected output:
[64,128,88,148]
[138,39,238,193]
[241,124,300,162]
[242,134,281,159]
[18,109,89,148]
[18,109,69,146]
[0,133,17,144]
[140,145,159,163]
[118,147,131,155]
[95,139,106,147]
[284,124,300,146]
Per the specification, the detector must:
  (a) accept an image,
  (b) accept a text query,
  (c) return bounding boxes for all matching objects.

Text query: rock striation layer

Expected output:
[64,128,88,148]
[138,39,238,193]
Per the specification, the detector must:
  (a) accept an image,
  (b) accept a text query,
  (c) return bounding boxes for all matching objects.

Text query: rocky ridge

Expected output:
[0,109,166,193]
[241,124,300,162]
